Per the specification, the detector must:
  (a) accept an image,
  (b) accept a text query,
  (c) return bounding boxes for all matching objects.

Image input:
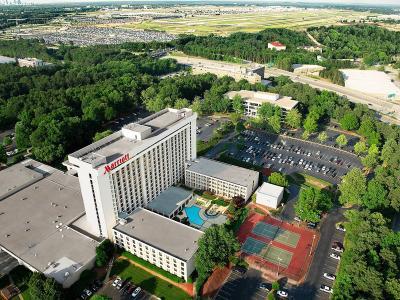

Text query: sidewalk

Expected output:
[118,256,194,297]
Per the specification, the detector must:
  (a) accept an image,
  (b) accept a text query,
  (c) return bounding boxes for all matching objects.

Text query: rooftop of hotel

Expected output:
[0,160,98,284]
[146,186,193,217]
[186,157,259,187]
[67,108,194,168]
[114,208,203,261]
[225,90,298,111]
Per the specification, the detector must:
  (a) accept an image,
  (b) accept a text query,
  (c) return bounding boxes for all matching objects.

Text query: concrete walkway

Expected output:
[118,256,194,297]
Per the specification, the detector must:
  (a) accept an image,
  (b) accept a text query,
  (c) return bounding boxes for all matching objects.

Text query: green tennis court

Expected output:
[252,222,300,248]
[242,237,266,255]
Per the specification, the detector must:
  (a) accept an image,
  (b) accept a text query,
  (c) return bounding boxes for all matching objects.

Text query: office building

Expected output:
[113,208,203,281]
[225,90,298,117]
[17,58,45,68]
[65,108,197,238]
[255,182,284,209]
[0,160,98,288]
[185,158,259,201]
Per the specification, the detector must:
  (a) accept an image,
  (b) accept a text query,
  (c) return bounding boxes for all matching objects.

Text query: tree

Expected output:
[336,134,348,148]
[285,108,302,129]
[2,136,12,147]
[174,98,190,109]
[195,225,240,278]
[268,115,281,133]
[230,112,241,125]
[302,131,310,140]
[0,145,6,164]
[340,113,359,130]
[95,239,114,267]
[317,131,328,143]
[258,103,276,121]
[361,144,380,169]
[268,172,288,187]
[191,97,206,116]
[232,196,245,208]
[363,179,388,210]
[381,138,398,166]
[28,272,62,300]
[294,187,333,222]
[303,112,319,133]
[232,95,244,114]
[93,130,113,142]
[338,168,366,205]
[354,141,368,155]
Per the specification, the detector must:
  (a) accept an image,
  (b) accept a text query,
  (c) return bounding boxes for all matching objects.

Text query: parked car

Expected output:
[320,285,333,293]
[259,282,271,291]
[294,216,301,222]
[332,242,344,253]
[307,222,317,229]
[277,290,288,298]
[336,224,346,232]
[232,266,247,275]
[83,289,92,297]
[112,277,121,287]
[330,253,341,260]
[323,273,336,281]
[132,287,142,298]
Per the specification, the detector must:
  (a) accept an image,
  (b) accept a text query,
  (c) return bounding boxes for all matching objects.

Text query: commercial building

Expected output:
[292,64,325,76]
[113,208,203,281]
[225,90,298,117]
[0,160,99,288]
[268,41,286,51]
[146,186,193,218]
[65,108,197,238]
[185,157,259,201]
[297,45,323,53]
[0,55,16,64]
[255,182,284,209]
[17,57,45,68]
[169,55,268,84]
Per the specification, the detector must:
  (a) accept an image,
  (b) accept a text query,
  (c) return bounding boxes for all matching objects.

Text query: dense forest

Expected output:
[308,25,400,65]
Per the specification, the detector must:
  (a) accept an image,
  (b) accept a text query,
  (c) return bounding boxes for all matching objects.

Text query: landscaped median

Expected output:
[111,252,193,300]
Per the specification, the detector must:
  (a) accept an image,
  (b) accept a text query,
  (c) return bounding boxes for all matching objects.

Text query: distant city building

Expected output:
[255,182,284,209]
[225,90,298,117]
[113,208,203,281]
[298,45,323,53]
[185,157,259,201]
[268,41,286,51]
[0,55,16,65]
[170,55,268,84]
[292,64,325,76]
[65,108,197,238]
[0,160,98,288]
[17,58,45,68]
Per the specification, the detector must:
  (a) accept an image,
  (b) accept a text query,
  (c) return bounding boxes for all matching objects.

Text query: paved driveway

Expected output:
[98,280,157,300]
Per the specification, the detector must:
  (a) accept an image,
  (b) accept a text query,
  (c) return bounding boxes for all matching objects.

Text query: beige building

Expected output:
[17,58,45,68]
[292,64,325,76]
[268,41,286,51]
[185,158,259,201]
[113,208,203,281]
[225,90,298,117]
[170,55,267,84]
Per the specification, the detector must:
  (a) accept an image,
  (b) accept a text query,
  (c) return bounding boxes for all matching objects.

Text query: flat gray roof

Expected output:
[146,186,192,216]
[0,160,98,282]
[186,158,259,187]
[257,182,284,198]
[114,208,203,261]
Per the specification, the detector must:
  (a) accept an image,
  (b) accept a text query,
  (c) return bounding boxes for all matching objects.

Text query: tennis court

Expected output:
[242,237,293,268]
[252,222,300,248]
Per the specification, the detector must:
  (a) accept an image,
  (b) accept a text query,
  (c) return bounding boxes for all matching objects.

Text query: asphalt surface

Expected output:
[0,251,19,277]
[196,116,230,142]
[264,67,400,125]
[98,280,157,300]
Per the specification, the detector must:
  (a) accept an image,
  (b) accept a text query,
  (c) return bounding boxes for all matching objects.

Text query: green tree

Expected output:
[268,115,281,133]
[28,272,62,300]
[340,113,359,130]
[302,131,310,140]
[93,130,113,142]
[303,112,319,133]
[285,108,302,129]
[0,145,6,164]
[95,239,114,267]
[361,144,380,169]
[338,168,366,205]
[336,134,348,148]
[232,94,244,114]
[381,139,398,166]
[258,103,276,121]
[2,136,12,147]
[354,141,368,155]
[268,172,288,187]
[191,97,206,116]
[174,98,190,109]
[294,187,333,222]
[363,179,388,210]
[230,112,241,125]
[317,131,328,143]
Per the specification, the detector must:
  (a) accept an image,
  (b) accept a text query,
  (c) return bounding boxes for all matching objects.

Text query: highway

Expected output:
[265,68,400,125]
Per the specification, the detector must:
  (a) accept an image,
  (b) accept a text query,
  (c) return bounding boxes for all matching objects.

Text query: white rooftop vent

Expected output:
[64,271,70,278]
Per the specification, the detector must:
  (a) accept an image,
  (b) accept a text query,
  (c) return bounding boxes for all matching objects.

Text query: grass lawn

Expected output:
[289,173,333,190]
[110,259,191,300]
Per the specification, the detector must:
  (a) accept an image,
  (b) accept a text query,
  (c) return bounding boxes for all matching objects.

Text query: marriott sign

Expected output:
[103,153,130,174]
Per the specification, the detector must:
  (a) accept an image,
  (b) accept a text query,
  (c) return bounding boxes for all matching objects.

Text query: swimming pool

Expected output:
[184,205,204,227]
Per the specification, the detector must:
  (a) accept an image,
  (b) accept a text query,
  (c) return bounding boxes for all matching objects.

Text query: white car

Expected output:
[330,253,341,260]
[320,285,333,294]
[323,273,336,281]
[336,224,346,232]
[84,289,92,297]
[277,290,288,298]
[112,277,121,287]
[132,287,142,298]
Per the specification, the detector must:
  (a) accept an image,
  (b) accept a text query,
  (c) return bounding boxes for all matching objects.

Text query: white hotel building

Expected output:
[65,108,197,239]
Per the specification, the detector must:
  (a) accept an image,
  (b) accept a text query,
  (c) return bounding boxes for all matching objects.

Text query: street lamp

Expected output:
[277,256,282,277]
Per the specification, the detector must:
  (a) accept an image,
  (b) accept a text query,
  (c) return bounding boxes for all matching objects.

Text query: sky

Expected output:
[16,0,400,5]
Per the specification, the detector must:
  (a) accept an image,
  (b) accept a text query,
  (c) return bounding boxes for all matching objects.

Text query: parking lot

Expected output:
[98,278,157,300]
[196,116,230,142]
[226,130,361,184]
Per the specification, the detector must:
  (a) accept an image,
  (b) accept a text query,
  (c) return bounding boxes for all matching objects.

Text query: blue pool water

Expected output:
[184,205,204,226]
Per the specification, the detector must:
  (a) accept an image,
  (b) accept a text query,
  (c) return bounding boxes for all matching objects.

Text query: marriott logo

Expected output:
[103,153,130,174]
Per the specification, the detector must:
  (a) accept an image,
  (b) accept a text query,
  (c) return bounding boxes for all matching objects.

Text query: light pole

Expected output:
[277,256,282,277]
[309,234,316,256]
